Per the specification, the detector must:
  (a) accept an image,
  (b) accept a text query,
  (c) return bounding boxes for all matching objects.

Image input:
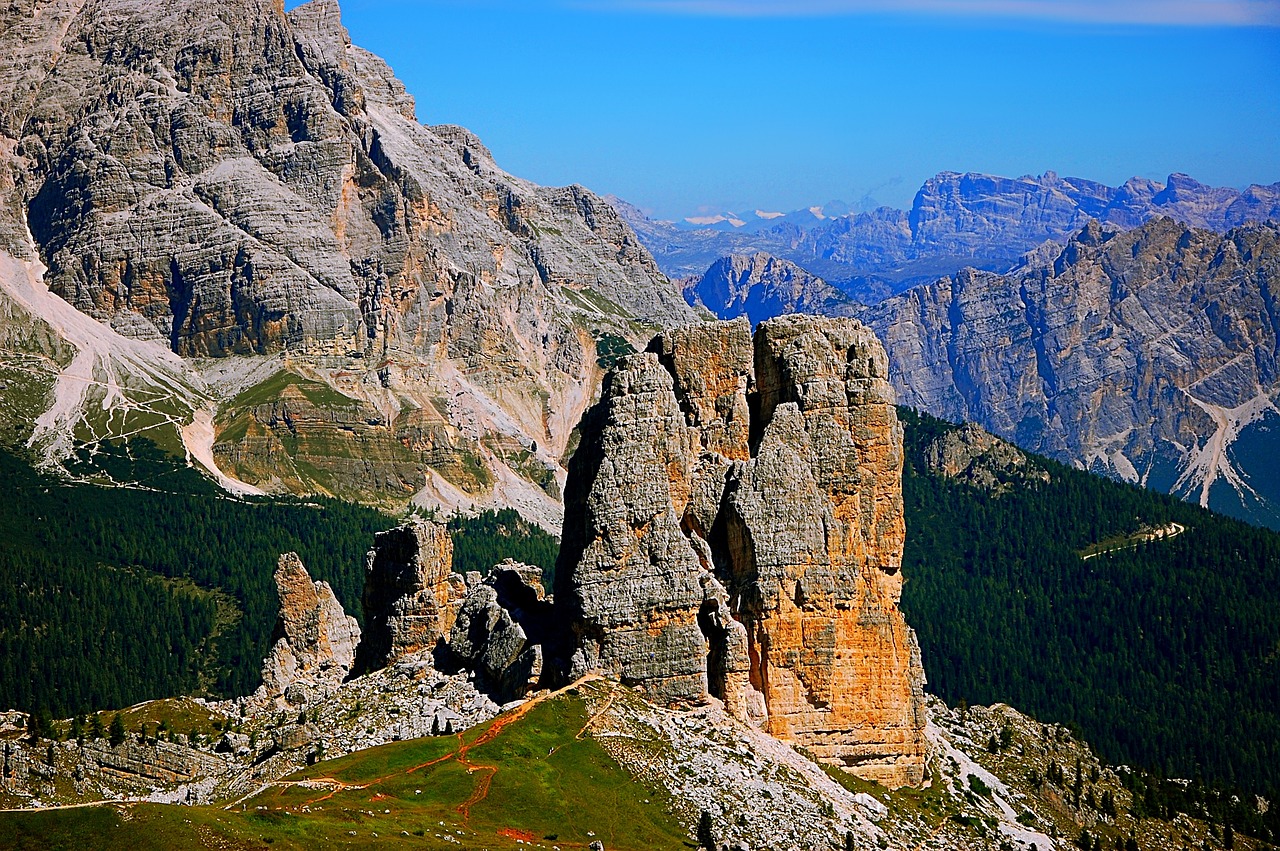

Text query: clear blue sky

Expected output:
[307,0,1280,219]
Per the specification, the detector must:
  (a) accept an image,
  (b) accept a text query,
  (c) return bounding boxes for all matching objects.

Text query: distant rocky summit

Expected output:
[867,217,1280,529]
[613,170,1280,297]
[682,252,860,326]
[922,422,1050,496]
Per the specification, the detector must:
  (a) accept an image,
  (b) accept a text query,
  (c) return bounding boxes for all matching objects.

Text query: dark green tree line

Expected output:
[897,407,1280,800]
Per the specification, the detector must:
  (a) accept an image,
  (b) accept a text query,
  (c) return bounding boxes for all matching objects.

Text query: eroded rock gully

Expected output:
[555,315,927,788]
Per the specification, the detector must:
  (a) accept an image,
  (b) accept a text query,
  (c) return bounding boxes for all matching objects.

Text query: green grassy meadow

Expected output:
[0,688,690,851]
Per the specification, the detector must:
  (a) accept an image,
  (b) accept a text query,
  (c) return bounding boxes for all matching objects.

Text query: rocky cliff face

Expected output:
[682,252,860,326]
[867,218,1280,529]
[255,552,360,708]
[355,518,464,673]
[555,315,927,788]
[0,0,693,525]
[612,170,1280,302]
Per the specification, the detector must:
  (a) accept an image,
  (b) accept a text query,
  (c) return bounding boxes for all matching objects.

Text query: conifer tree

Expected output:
[1101,789,1117,818]
[697,810,717,851]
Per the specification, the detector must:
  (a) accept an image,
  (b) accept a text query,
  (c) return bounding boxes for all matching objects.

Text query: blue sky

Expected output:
[312,0,1280,219]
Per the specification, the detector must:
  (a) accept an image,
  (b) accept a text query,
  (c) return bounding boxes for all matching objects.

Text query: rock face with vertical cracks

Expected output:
[555,315,927,788]
[346,519,549,703]
[0,0,696,525]
[256,552,361,708]
[355,518,464,673]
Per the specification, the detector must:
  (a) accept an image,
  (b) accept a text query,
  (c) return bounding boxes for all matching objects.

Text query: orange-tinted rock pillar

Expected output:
[355,518,465,673]
[728,315,925,788]
[556,316,926,788]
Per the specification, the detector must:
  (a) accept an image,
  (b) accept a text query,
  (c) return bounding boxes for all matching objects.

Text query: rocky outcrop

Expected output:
[682,253,860,326]
[448,561,553,702]
[555,348,712,706]
[255,553,360,707]
[355,518,465,673]
[556,315,927,787]
[923,422,1049,495]
[868,218,1280,530]
[350,519,554,704]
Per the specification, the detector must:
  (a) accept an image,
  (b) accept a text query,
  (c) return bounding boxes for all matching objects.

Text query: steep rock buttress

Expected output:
[555,315,927,788]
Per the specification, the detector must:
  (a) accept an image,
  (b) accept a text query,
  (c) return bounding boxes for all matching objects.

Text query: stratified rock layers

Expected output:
[556,315,926,787]
[865,218,1280,526]
[0,0,695,523]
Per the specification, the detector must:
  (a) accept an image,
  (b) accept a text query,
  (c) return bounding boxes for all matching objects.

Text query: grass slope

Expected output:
[0,689,688,851]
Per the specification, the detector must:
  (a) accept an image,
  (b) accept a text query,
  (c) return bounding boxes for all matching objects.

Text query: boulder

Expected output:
[448,562,551,702]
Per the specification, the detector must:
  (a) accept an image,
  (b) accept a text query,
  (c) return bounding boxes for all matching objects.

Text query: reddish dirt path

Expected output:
[254,674,607,840]
[449,676,600,820]
[295,777,368,807]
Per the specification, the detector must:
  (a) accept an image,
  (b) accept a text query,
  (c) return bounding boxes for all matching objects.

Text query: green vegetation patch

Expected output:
[898,406,1280,800]
[447,508,559,588]
[228,369,361,411]
[65,436,220,495]
[592,330,636,370]
[238,691,687,850]
[0,357,57,446]
[0,693,686,850]
[0,446,394,714]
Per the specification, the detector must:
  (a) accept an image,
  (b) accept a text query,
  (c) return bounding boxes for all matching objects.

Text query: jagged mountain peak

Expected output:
[869,216,1280,529]
[612,168,1280,298]
[681,251,861,326]
[0,0,694,527]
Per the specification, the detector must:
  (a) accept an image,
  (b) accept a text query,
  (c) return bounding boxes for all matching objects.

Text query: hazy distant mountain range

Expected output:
[611,171,1280,302]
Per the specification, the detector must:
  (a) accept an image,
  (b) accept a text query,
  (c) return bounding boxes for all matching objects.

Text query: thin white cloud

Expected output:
[583,0,1280,26]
